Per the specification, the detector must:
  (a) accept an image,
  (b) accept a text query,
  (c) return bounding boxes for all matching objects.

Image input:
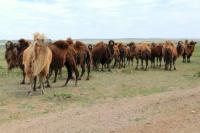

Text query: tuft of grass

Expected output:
[43,92,72,102]
[9,112,22,120]
[17,103,35,111]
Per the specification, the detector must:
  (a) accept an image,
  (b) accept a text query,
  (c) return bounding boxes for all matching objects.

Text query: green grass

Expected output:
[0,44,200,123]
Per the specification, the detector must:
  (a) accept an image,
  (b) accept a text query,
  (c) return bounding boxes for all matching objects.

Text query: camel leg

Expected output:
[96,62,99,71]
[187,55,191,63]
[119,59,121,69]
[39,76,45,95]
[151,58,153,68]
[165,63,167,70]
[112,59,116,69]
[46,74,51,88]
[59,68,62,78]
[86,62,90,80]
[145,59,148,71]
[33,77,37,91]
[183,55,186,63]
[64,60,79,87]
[117,59,120,69]
[53,69,58,83]
[72,64,79,86]
[101,64,104,71]
[122,58,124,68]
[169,59,172,71]
[64,62,72,87]
[165,58,168,70]
[152,57,155,68]
[135,58,139,70]
[93,62,97,71]
[27,77,34,96]
[151,57,153,68]
[48,68,53,79]
[120,58,123,68]
[79,64,85,80]
[123,57,126,68]
[159,57,162,68]
[155,57,157,67]
[21,70,26,84]
[113,59,116,69]
[173,59,176,70]
[128,58,130,65]
[141,59,144,70]
[131,58,133,66]
[107,62,111,72]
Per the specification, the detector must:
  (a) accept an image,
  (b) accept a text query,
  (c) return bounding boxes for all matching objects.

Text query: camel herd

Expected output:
[4,33,197,95]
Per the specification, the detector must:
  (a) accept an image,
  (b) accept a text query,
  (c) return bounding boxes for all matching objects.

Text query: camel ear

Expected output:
[5,41,12,49]
[178,41,183,45]
[109,40,115,46]
[13,47,18,54]
[129,42,135,46]
[190,41,197,45]
[88,44,93,48]
[5,43,10,49]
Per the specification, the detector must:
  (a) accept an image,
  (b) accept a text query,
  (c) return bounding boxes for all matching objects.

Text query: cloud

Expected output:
[0,0,199,39]
[85,0,127,9]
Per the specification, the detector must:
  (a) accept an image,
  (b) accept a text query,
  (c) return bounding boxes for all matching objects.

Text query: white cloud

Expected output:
[0,0,199,39]
[85,0,127,9]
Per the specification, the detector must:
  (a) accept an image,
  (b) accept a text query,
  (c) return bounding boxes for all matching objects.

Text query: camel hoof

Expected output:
[46,85,51,88]
[75,83,78,87]
[20,81,25,84]
[62,84,67,87]
[41,91,45,95]
[27,91,32,96]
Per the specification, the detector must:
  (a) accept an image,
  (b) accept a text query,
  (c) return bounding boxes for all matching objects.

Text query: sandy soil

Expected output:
[0,86,200,133]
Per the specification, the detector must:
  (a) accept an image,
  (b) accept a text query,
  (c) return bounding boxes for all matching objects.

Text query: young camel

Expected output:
[23,33,52,95]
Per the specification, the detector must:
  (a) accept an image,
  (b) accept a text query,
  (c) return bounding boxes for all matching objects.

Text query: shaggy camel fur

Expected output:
[134,43,151,71]
[23,33,52,95]
[162,41,184,70]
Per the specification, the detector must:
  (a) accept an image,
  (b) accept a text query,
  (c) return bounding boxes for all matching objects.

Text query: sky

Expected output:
[0,0,199,39]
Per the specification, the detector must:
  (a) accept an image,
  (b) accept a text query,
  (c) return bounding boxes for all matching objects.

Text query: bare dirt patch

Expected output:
[1,86,200,133]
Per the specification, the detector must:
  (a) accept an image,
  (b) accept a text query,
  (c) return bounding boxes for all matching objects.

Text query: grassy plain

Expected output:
[0,42,200,123]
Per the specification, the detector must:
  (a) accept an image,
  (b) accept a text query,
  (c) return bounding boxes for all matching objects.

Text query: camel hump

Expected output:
[53,40,69,49]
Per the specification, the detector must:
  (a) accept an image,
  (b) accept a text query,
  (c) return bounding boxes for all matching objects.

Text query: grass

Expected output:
[0,43,200,123]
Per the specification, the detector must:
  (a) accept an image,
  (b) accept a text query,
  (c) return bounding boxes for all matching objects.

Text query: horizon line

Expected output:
[1,37,200,41]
